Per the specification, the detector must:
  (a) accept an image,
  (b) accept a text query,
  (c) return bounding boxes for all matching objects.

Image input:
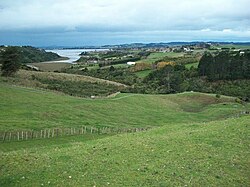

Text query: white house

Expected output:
[127,62,136,66]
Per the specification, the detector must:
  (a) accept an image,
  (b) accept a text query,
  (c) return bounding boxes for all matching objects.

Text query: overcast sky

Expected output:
[0,0,249,46]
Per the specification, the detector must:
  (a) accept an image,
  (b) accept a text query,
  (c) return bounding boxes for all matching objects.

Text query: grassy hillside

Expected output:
[0,80,249,186]
[27,62,71,72]
[136,52,185,64]
[0,116,249,186]
[0,70,126,98]
[0,82,248,131]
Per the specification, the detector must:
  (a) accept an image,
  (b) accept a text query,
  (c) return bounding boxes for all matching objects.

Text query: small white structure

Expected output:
[26,64,39,71]
[127,62,136,66]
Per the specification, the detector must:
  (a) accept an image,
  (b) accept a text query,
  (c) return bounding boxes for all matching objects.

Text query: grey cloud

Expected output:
[0,0,249,31]
[0,0,249,45]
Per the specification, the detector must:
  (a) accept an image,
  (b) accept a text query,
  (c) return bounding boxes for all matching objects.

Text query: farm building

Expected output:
[127,61,136,65]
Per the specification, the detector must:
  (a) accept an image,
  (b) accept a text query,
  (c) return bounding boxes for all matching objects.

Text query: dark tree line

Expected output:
[198,50,250,81]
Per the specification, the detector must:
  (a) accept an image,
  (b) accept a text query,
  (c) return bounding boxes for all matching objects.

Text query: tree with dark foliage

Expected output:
[1,47,21,76]
[198,50,250,80]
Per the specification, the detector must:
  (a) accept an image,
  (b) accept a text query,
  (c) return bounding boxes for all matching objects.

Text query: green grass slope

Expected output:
[0,83,248,131]
[0,70,127,98]
[0,116,249,186]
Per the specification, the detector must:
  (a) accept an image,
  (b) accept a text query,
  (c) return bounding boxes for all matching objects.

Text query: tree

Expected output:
[198,52,214,77]
[162,65,174,92]
[1,47,21,76]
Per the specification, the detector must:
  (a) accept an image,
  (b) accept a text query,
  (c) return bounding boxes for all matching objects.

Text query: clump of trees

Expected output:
[142,64,188,94]
[1,47,21,76]
[198,50,250,80]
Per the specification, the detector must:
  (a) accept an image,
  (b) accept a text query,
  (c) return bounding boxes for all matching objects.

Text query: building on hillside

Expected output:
[127,62,136,65]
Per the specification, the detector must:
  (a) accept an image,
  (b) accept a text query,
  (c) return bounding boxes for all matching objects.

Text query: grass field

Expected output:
[13,70,126,87]
[0,81,249,186]
[217,44,250,49]
[137,52,184,63]
[135,69,153,78]
[0,70,126,98]
[0,115,249,186]
[0,82,248,131]
[28,62,72,72]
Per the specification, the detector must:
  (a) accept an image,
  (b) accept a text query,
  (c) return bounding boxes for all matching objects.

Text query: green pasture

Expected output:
[0,79,249,186]
[28,62,71,72]
[0,83,247,131]
[0,116,249,186]
[135,69,153,78]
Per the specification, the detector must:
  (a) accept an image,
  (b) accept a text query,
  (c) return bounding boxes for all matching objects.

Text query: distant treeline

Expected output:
[198,50,250,80]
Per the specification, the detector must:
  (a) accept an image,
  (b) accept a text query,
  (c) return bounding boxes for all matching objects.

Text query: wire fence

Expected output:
[0,126,150,143]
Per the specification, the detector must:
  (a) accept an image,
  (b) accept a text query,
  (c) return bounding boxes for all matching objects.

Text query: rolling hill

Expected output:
[0,81,249,186]
[0,82,248,131]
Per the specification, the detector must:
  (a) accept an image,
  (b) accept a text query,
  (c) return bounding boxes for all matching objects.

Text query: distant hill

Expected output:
[102,42,250,48]
[100,42,250,49]
[40,42,250,50]
[0,46,62,64]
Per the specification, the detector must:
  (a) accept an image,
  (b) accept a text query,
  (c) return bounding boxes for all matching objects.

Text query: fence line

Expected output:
[0,126,150,143]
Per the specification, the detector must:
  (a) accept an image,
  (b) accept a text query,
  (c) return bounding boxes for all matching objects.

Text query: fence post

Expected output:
[2,132,6,142]
[26,131,28,140]
[17,131,20,141]
[60,128,62,136]
[9,132,12,141]
[31,130,34,139]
